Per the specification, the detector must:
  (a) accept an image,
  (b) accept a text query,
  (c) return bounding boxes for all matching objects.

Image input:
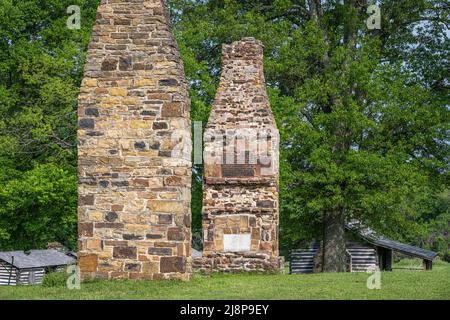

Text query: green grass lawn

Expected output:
[1,260,449,300]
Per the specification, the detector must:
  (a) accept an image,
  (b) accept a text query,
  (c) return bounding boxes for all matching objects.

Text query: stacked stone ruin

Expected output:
[77,0,192,280]
[193,38,284,273]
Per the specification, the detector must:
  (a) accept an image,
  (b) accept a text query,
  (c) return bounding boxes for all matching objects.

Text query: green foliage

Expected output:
[0,164,77,250]
[0,0,99,250]
[417,190,450,260]
[42,269,69,288]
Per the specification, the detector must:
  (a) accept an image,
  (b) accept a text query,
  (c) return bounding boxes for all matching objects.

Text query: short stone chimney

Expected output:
[196,38,284,273]
[77,0,192,281]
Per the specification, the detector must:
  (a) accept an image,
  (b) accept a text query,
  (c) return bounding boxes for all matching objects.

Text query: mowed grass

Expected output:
[0,260,449,300]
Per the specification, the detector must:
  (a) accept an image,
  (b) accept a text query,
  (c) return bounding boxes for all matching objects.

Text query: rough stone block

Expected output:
[167,227,185,241]
[78,254,98,272]
[148,201,184,214]
[79,222,94,237]
[161,103,183,117]
[113,246,137,259]
[160,257,186,273]
[148,247,172,256]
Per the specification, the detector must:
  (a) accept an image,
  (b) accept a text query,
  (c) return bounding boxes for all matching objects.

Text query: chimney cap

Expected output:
[222,37,264,54]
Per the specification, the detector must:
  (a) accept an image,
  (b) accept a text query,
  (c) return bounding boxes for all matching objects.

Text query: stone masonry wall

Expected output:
[77,0,192,280]
[194,38,284,273]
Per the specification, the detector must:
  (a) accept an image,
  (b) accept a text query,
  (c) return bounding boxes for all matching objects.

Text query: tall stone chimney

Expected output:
[77,0,192,281]
[197,38,284,273]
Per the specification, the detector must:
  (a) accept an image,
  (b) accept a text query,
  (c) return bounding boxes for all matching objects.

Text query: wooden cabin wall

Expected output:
[290,238,380,274]
[0,262,18,286]
[18,268,45,285]
[346,240,379,272]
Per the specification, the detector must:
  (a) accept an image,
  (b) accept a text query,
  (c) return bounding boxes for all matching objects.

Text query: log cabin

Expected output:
[0,250,75,286]
[290,221,438,274]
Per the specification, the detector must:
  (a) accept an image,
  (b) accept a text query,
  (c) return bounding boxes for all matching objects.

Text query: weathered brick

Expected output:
[130,120,150,129]
[119,56,132,71]
[83,78,97,87]
[161,103,183,117]
[78,254,98,272]
[134,79,156,87]
[148,248,172,256]
[222,164,254,177]
[85,108,100,117]
[123,234,144,240]
[95,222,124,229]
[130,32,148,39]
[124,263,141,272]
[141,110,157,117]
[111,205,124,212]
[79,195,95,206]
[105,44,127,51]
[164,176,182,186]
[256,200,274,208]
[158,214,173,225]
[105,212,118,222]
[134,141,146,150]
[109,87,128,96]
[114,18,131,25]
[160,257,186,273]
[168,228,185,241]
[113,246,137,259]
[132,179,149,187]
[147,93,170,100]
[112,181,129,187]
[152,122,168,130]
[79,118,95,130]
[148,201,184,214]
[111,33,128,39]
[159,79,179,86]
[101,58,118,71]
[149,142,160,150]
[104,240,128,247]
[99,180,109,188]
[86,239,102,250]
[79,222,93,237]
[146,234,163,240]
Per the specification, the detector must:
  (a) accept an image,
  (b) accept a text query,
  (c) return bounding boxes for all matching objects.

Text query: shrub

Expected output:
[444,253,450,263]
[42,270,69,288]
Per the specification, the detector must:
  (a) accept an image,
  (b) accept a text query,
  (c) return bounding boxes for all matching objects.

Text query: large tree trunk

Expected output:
[322,211,347,272]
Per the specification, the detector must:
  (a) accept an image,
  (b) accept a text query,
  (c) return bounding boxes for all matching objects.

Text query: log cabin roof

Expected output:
[0,249,76,269]
[346,221,438,261]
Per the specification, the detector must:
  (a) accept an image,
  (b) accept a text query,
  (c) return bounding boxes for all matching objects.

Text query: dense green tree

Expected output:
[0,163,77,250]
[417,189,450,260]
[0,0,99,249]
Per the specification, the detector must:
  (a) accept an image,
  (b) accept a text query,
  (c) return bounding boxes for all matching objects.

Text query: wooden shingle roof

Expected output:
[0,250,76,269]
[346,221,438,261]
